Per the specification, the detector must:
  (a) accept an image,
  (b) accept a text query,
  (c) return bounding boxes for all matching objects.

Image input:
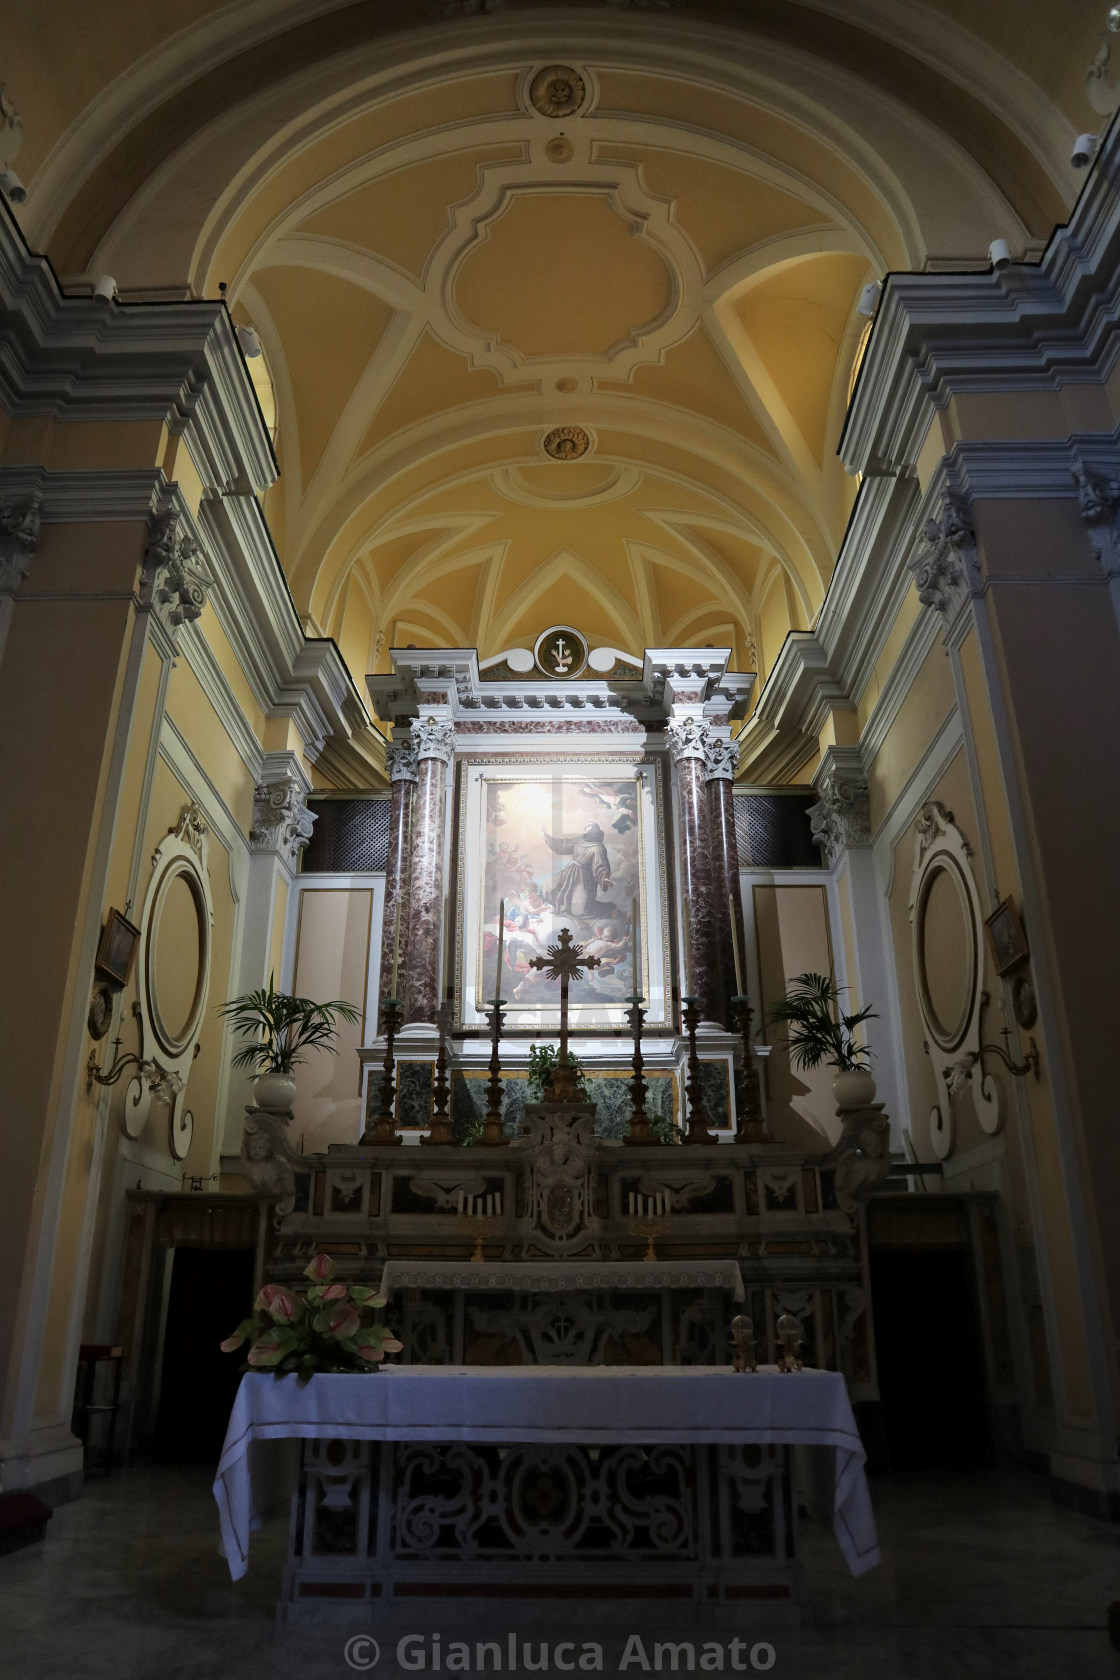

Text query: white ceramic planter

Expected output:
[833,1068,876,1109]
[253,1070,298,1114]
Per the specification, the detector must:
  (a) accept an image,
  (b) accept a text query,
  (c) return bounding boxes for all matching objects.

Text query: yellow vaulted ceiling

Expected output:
[10,3,1094,710]
[225,71,885,690]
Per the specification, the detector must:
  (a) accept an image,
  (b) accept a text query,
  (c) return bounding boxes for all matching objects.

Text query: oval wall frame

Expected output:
[124,802,214,1160]
[909,802,1000,1159]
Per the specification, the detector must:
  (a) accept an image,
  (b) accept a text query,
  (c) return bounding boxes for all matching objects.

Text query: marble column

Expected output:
[405,716,455,1025]
[704,734,743,1029]
[667,715,719,1025]
[378,737,418,1026]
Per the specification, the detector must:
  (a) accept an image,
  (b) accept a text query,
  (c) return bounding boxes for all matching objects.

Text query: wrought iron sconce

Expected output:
[979,1028,1040,1083]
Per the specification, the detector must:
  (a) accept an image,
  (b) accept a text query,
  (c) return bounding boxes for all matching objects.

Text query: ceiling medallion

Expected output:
[530,65,587,119]
[534,625,589,679]
[542,425,590,461]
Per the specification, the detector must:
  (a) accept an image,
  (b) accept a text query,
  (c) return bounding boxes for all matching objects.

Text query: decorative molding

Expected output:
[702,734,738,782]
[528,66,587,119]
[177,620,264,781]
[249,752,316,867]
[908,801,1001,1160]
[808,748,871,866]
[139,509,212,644]
[666,714,709,764]
[907,489,979,625]
[411,715,455,765]
[541,425,590,461]
[1073,461,1120,582]
[0,489,41,594]
[387,739,419,783]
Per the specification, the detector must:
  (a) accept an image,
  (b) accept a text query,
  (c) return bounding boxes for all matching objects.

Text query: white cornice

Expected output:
[0,211,275,493]
[842,125,1120,475]
[367,644,753,727]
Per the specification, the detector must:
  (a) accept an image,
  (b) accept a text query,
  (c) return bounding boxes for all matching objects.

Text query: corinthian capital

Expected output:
[387,739,419,783]
[666,714,710,764]
[907,489,978,623]
[412,716,455,765]
[0,489,42,594]
[807,750,871,866]
[250,755,316,867]
[141,509,212,643]
[703,734,738,781]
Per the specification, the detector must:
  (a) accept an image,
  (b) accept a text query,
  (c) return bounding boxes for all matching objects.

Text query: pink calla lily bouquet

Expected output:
[221,1252,403,1382]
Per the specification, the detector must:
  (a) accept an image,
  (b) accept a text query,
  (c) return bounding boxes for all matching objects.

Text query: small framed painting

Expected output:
[94,907,141,987]
[985,898,1029,976]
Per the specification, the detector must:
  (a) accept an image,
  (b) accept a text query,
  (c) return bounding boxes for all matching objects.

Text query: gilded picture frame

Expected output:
[454,759,670,1032]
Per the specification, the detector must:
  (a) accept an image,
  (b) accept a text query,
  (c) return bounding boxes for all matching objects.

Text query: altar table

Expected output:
[214,1365,878,1610]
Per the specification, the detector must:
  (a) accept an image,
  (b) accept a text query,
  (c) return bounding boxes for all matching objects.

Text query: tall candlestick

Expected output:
[729,894,744,996]
[631,896,640,996]
[494,898,504,1001]
[390,899,401,997]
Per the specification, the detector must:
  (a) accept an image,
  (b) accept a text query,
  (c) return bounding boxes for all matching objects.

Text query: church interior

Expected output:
[3,1,1120,1674]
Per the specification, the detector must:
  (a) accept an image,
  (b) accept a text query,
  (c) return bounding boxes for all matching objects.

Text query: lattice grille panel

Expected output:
[733,793,821,869]
[301,798,390,873]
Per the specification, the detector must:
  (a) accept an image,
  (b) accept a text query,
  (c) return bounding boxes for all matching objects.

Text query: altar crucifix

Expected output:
[528,927,600,1103]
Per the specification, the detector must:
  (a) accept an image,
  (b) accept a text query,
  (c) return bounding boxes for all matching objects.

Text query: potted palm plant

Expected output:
[219,977,363,1113]
[766,972,878,1109]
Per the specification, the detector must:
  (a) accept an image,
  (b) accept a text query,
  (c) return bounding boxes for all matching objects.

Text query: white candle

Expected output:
[390,898,401,998]
[729,894,744,997]
[494,898,504,1002]
[631,896,640,996]
[682,898,692,994]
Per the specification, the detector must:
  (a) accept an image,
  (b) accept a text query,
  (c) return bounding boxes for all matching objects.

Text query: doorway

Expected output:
[869,1217,992,1470]
[153,1247,255,1462]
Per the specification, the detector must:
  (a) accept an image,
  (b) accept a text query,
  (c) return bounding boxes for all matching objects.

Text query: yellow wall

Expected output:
[290,887,374,1152]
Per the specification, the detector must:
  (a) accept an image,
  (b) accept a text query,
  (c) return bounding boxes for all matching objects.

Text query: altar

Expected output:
[223,638,884,1621]
[214,1366,878,1617]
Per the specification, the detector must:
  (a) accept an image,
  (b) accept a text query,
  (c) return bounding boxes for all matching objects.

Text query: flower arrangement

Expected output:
[220,1252,403,1382]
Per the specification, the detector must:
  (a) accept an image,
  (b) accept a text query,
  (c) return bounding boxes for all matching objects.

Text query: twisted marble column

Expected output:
[704,734,743,1029]
[405,716,455,1025]
[378,738,417,1028]
[667,715,718,1025]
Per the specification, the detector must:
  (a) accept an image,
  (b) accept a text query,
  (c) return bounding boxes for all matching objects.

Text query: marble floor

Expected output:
[1,1465,1118,1680]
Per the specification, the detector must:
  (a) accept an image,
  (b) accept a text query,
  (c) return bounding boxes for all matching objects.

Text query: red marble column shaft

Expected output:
[706,773,746,1029]
[674,752,719,1024]
[378,761,415,1028]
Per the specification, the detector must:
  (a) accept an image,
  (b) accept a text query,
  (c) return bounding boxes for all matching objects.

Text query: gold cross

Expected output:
[528,927,601,1102]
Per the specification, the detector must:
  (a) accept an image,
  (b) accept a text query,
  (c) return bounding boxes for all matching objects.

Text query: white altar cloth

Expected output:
[214,1365,879,1582]
[378,1258,745,1299]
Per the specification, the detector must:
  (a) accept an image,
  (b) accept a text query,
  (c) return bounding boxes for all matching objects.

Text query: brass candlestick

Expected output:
[731,993,767,1143]
[776,1312,804,1373]
[460,1214,503,1262]
[729,1313,758,1373]
[681,996,717,1145]
[422,1000,455,1146]
[481,998,510,1146]
[629,1212,671,1262]
[624,994,653,1145]
[361,996,403,1145]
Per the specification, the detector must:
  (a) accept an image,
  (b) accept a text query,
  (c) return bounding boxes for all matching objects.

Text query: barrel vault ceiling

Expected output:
[7,0,1104,691]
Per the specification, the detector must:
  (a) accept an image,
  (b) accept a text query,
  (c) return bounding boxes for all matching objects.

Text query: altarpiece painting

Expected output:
[456,762,669,1031]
